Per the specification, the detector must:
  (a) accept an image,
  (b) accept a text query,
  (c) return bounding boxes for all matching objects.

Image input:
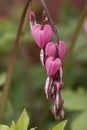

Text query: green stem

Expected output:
[0,0,31,123]
[63,6,87,73]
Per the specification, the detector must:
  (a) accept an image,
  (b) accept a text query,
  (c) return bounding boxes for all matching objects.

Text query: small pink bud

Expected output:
[59,81,64,90]
[84,18,87,42]
[45,42,56,57]
[58,99,64,107]
[58,41,67,60]
[31,24,53,48]
[29,11,36,21]
[29,11,36,30]
[45,57,61,77]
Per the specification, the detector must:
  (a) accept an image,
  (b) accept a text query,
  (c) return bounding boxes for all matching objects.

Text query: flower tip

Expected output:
[29,11,36,21]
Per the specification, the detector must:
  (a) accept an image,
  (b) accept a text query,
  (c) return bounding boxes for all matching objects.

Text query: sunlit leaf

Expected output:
[16,109,29,130]
[0,125,9,130]
[30,127,37,130]
[10,121,16,130]
[52,120,67,130]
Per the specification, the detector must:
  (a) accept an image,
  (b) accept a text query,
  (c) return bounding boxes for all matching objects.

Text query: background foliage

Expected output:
[0,0,87,130]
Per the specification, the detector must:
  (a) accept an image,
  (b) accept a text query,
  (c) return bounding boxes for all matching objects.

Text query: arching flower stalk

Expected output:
[29,0,67,120]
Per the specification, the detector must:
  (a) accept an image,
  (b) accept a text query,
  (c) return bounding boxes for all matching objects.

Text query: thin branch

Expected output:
[0,0,31,123]
[63,6,87,73]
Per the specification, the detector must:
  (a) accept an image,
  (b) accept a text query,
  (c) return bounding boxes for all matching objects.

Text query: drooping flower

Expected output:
[45,56,61,77]
[31,24,53,48]
[45,42,56,57]
[58,41,67,60]
[52,97,65,120]
[84,18,87,42]
[53,81,64,93]
[45,41,67,60]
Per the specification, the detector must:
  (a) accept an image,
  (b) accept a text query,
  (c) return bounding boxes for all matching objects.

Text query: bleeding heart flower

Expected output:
[84,18,87,42]
[45,56,61,77]
[45,42,56,57]
[31,24,53,48]
[58,41,67,60]
[45,41,67,59]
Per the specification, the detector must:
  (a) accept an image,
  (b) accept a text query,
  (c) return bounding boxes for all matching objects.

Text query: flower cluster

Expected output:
[29,11,67,120]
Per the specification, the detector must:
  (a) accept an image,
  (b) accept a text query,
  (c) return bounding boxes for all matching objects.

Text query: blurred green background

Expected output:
[0,0,87,130]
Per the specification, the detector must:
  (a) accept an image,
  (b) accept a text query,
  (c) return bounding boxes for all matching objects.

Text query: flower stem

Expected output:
[40,0,59,44]
[0,0,31,123]
[63,6,87,73]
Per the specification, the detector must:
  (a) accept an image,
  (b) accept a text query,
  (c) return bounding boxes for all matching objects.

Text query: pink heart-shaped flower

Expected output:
[45,42,56,57]
[45,41,67,59]
[58,41,67,60]
[45,57,61,77]
[31,24,53,48]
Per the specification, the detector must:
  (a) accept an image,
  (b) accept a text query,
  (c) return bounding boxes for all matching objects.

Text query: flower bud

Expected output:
[29,11,36,21]
[45,57,61,77]
[31,24,53,48]
[58,41,67,60]
[53,81,64,93]
[29,11,36,30]
[45,42,56,57]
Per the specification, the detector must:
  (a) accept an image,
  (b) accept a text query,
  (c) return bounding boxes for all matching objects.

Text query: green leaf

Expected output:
[16,109,29,130]
[30,127,37,130]
[10,121,16,130]
[63,89,87,111]
[52,120,67,130]
[0,125,9,130]
[71,111,87,130]
[0,73,6,86]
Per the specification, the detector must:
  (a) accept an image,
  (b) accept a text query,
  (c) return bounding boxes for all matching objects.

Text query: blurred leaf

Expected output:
[71,111,87,130]
[63,89,87,111]
[30,127,37,130]
[10,121,16,130]
[0,125,9,130]
[52,120,67,130]
[29,65,46,90]
[5,100,13,122]
[16,109,29,130]
[0,73,6,87]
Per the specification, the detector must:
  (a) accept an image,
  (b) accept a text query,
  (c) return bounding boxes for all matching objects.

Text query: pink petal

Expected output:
[58,41,67,60]
[31,24,53,48]
[45,56,61,77]
[45,42,56,57]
